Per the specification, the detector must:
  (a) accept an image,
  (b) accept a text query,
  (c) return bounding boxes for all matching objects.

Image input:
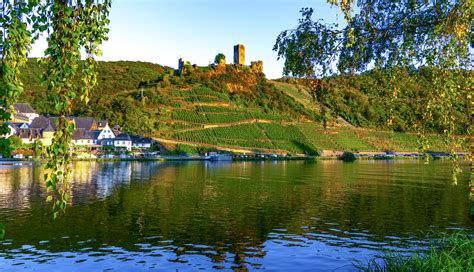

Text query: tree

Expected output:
[274,1,472,184]
[7,135,23,150]
[33,139,44,159]
[1,1,111,217]
[214,53,226,64]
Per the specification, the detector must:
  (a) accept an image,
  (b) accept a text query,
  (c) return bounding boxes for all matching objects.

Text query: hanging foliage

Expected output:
[274,0,472,185]
[0,0,111,218]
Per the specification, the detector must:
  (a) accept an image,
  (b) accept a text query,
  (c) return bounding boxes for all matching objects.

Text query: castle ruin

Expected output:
[233,44,245,65]
[177,44,263,74]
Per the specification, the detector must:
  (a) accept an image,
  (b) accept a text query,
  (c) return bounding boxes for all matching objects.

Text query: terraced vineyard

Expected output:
[171,87,231,102]
[172,109,287,124]
[151,84,462,155]
[173,123,317,154]
[17,60,469,155]
[297,123,340,150]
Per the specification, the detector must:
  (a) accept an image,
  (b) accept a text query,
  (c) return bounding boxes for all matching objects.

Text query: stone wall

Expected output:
[250,60,263,73]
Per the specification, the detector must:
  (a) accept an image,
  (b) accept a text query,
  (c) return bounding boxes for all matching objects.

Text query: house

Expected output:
[86,120,116,145]
[16,127,43,144]
[101,133,132,151]
[72,129,96,146]
[95,122,115,142]
[30,116,56,130]
[13,103,39,124]
[73,117,97,131]
[113,133,132,150]
[131,135,153,149]
[7,104,149,153]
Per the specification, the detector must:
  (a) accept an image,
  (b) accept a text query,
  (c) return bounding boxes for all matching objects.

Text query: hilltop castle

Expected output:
[178,44,263,74]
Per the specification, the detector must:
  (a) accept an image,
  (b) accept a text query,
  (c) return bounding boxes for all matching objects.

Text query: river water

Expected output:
[0,160,472,271]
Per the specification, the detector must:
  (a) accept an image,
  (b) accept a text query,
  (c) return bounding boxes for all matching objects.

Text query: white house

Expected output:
[94,123,115,144]
[72,129,95,146]
[131,136,153,149]
[101,133,132,151]
[114,133,132,150]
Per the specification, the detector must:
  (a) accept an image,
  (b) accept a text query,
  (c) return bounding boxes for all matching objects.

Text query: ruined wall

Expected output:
[250,61,263,73]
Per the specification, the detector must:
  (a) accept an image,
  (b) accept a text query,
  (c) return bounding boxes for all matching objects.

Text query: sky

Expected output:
[30,0,345,79]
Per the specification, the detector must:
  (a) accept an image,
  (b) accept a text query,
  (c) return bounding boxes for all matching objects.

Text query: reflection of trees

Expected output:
[0,161,472,268]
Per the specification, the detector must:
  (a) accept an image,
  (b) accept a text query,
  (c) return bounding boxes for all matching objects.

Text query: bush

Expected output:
[340,151,356,162]
[8,136,24,150]
[214,53,226,64]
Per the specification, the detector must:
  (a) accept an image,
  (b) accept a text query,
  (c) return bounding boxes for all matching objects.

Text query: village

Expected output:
[4,103,156,159]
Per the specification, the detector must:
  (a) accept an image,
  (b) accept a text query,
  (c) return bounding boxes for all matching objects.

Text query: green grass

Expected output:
[357,233,474,271]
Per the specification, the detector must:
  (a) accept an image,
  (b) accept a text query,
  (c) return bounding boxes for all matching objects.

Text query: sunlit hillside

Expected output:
[18,59,469,155]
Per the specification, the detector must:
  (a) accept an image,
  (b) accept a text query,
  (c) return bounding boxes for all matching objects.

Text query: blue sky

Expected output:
[31,0,344,79]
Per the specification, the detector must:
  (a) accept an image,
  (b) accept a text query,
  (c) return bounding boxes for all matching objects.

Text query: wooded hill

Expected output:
[17,59,470,155]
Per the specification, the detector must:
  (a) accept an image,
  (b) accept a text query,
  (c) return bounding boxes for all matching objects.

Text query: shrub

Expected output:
[340,151,356,162]
[214,53,226,64]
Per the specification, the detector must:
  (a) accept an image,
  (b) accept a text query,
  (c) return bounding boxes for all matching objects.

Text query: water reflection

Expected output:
[0,160,472,271]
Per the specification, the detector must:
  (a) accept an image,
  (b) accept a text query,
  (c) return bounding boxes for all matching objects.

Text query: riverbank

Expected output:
[358,232,474,271]
[0,152,468,163]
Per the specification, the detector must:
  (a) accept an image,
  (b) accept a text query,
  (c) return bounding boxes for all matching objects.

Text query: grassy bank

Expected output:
[358,233,474,271]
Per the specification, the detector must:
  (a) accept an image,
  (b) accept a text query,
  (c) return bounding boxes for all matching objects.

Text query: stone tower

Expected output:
[233,44,245,65]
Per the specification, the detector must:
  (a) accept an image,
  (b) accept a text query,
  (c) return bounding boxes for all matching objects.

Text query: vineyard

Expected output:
[157,84,460,155]
[17,60,469,155]
[171,87,231,102]
[173,123,319,154]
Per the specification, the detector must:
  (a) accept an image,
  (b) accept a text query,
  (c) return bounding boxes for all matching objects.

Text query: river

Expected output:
[0,160,472,271]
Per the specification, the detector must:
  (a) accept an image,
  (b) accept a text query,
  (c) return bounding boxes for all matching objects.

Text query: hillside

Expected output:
[16,59,469,155]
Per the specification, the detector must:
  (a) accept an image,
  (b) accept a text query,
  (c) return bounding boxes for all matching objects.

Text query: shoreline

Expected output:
[0,153,468,163]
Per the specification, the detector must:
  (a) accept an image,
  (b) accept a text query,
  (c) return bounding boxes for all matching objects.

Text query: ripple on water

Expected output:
[0,160,472,271]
